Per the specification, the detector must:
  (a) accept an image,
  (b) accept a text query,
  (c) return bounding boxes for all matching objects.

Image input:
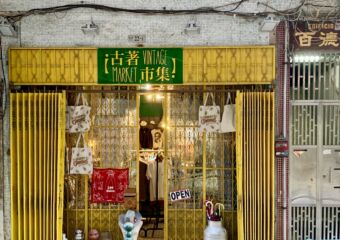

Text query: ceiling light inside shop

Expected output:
[145,94,163,102]
[155,94,164,100]
[142,84,152,90]
[146,94,153,101]
[160,123,169,129]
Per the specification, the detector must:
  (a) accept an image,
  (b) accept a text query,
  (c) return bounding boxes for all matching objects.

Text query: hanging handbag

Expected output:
[66,93,91,133]
[70,133,93,174]
[199,93,221,133]
[220,92,236,133]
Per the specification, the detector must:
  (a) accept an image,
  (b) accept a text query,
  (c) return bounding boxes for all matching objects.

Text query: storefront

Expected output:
[8,46,275,240]
[289,21,340,240]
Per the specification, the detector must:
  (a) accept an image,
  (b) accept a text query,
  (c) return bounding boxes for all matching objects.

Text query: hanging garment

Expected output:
[139,126,153,149]
[146,155,164,201]
[139,162,149,202]
[91,168,129,203]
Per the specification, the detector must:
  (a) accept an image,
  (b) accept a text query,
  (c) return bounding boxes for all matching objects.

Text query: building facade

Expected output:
[1,1,338,240]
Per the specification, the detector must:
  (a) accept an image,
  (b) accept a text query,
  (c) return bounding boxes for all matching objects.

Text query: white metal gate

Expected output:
[290,101,340,240]
[289,53,340,240]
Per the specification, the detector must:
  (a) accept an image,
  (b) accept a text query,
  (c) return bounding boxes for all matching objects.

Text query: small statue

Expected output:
[74,229,84,240]
[118,210,143,240]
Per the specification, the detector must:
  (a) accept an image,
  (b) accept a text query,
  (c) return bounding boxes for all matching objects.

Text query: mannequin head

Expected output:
[89,229,100,240]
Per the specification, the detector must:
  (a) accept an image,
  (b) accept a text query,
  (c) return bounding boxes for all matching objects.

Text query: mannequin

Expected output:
[89,229,100,240]
[118,210,143,240]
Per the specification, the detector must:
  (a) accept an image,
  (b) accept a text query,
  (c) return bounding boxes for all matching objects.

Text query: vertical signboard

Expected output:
[98,48,183,84]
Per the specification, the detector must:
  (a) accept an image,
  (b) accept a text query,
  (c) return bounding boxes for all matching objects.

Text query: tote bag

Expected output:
[91,168,129,203]
[199,93,221,133]
[220,93,236,133]
[70,133,93,174]
[66,93,91,133]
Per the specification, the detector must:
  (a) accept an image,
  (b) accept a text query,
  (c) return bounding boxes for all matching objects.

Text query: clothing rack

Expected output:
[140,151,164,237]
[139,149,164,152]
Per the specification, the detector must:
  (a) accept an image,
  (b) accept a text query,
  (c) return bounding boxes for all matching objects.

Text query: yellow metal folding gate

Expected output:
[10,92,66,240]
[63,86,238,240]
[9,89,275,240]
[166,87,238,240]
[236,91,275,240]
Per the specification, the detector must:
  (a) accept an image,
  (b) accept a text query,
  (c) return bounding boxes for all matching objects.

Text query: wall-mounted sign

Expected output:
[290,21,340,50]
[128,34,146,43]
[169,189,191,202]
[275,139,288,158]
[98,48,183,84]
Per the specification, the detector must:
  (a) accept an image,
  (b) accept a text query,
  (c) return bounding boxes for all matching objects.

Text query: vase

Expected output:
[204,220,227,240]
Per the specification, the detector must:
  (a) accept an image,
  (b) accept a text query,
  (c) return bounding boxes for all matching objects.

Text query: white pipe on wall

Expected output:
[283,20,289,240]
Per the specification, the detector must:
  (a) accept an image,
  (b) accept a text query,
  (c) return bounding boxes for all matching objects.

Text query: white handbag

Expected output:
[199,93,221,133]
[66,93,91,133]
[70,133,93,174]
[220,92,236,133]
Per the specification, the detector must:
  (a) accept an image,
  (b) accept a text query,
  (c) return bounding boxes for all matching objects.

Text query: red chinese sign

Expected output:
[290,21,340,50]
[91,168,129,203]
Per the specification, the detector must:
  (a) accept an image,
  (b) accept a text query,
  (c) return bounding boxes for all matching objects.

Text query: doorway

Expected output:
[290,102,340,240]
[289,52,340,240]
[138,92,165,239]
[62,85,238,240]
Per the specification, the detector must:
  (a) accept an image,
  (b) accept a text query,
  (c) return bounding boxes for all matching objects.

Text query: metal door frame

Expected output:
[289,100,340,240]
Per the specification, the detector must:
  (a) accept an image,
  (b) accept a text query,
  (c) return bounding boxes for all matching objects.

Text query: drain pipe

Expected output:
[282,20,289,240]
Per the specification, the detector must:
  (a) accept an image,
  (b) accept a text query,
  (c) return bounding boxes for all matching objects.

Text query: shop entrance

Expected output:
[7,46,276,240]
[63,85,238,240]
[138,91,165,239]
[289,53,340,240]
[10,86,276,240]
[290,102,340,240]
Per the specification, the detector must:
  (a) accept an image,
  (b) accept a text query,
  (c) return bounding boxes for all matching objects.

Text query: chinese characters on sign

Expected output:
[98,48,183,84]
[291,21,340,49]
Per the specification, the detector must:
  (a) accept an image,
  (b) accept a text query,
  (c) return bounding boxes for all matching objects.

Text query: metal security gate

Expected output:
[236,91,275,240]
[10,92,66,240]
[63,86,239,240]
[290,101,340,240]
[64,87,139,240]
[290,53,340,240]
[166,87,238,240]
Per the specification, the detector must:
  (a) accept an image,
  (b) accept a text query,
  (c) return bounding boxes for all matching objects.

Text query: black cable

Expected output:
[214,0,246,10]
[258,0,306,16]
[0,36,7,119]
[227,0,248,12]
[1,1,338,23]
[0,2,314,23]
[304,3,338,8]
[3,3,252,22]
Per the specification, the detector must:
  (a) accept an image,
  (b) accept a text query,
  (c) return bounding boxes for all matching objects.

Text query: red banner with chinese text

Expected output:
[91,168,129,203]
[290,21,340,50]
